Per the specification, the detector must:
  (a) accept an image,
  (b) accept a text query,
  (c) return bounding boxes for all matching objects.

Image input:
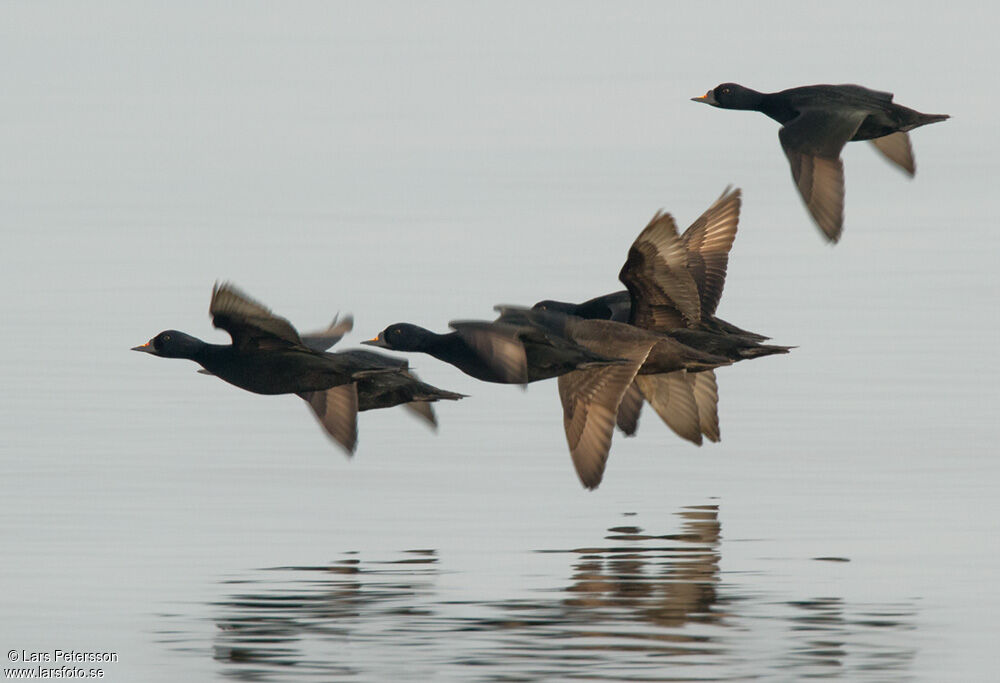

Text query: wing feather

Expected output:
[870,131,915,176]
[559,358,644,490]
[298,384,359,455]
[619,212,702,330]
[681,188,742,318]
[779,108,865,242]
[615,381,644,436]
[210,282,304,350]
[449,321,530,384]
[634,371,702,445]
[688,370,720,442]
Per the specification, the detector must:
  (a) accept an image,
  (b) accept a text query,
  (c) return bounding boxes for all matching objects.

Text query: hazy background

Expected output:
[2,2,997,680]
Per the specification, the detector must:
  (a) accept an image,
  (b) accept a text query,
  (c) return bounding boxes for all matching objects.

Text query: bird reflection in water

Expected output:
[544,505,725,659]
[171,507,917,681]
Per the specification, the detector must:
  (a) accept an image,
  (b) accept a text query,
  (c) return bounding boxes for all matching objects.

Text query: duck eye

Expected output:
[162,334,171,342]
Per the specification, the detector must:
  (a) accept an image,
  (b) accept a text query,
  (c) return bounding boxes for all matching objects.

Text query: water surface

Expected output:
[1,2,997,681]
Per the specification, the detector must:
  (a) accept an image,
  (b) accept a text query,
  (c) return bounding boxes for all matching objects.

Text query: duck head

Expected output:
[132,330,205,359]
[692,83,762,109]
[362,323,436,352]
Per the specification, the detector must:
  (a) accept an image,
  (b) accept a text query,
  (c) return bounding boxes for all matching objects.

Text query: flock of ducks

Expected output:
[134,82,947,489]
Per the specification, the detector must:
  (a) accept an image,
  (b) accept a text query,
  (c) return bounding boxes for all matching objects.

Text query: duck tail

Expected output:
[918,112,949,126]
[738,343,794,359]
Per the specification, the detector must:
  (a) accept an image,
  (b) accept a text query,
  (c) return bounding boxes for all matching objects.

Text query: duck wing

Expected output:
[689,370,720,442]
[870,131,915,176]
[298,383,359,455]
[399,368,466,430]
[833,84,894,103]
[615,381,644,436]
[779,108,866,242]
[210,282,305,351]
[680,187,742,318]
[300,314,354,351]
[559,358,645,490]
[634,371,702,445]
[404,401,437,428]
[555,322,663,486]
[619,212,702,331]
[449,320,530,384]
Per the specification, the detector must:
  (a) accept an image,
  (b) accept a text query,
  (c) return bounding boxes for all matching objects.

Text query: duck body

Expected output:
[335,349,466,411]
[136,330,389,395]
[693,83,948,241]
[699,83,948,139]
[768,84,945,141]
[132,283,457,455]
[499,307,729,375]
[365,321,624,385]
[534,291,769,343]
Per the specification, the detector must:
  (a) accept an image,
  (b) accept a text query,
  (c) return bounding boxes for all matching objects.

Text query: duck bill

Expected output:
[361,334,389,349]
[691,91,717,105]
[131,341,155,353]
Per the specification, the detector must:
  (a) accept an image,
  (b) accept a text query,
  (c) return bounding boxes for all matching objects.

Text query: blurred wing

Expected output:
[619,212,702,330]
[563,319,660,365]
[779,109,865,243]
[836,84,895,102]
[210,282,304,350]
[635,371,702,445]
[870,131,915,176]
[681,187,742,317]
[615,380,644,436]
[300,314,354,351]
[403,401,437,429]
[450,321,530,384]
[298,384,359,455]
[558,359,644,490]
[399,368,455,430]
[781,148,846,242]
[689,370,720,443]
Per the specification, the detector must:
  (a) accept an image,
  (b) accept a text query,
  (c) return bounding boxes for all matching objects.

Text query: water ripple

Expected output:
[161,506,917,681]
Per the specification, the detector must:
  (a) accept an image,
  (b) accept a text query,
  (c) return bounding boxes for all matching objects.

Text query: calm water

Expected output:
[160,506,921,681]
[2,2,998,681]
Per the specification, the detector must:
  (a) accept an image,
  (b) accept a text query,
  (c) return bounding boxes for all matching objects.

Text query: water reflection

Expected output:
[163,506,917,681]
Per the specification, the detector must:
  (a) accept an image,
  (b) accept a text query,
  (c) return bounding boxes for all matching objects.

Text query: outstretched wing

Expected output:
[620,212,702,331]
[298,383,359,455]
[681,187,742,318]
[210,282,304,351]
[779,108,866,242]
[615,381,644,436]
[404,401,437,429]
[634,371,702,445]
[559,359,645,490]
[688,370,720,443]
[870,131,915,176]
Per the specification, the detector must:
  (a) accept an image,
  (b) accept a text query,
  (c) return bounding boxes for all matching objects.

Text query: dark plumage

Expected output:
[534,291,633,323]
[533,188,790,444]
[363,320,625,385]
[132,283,462,453]
[537,290,768,342]
[298,322,465,429]
[492,306,731,487]
[693,82,948,241]
[365,314,725,490]
[494,307,730,377]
